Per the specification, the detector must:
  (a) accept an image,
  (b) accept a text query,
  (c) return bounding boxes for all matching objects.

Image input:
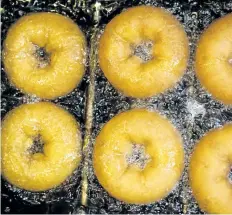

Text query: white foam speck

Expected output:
[186,99,206,123]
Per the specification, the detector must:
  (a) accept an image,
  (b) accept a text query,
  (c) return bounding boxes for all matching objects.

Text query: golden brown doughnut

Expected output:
[1,102,82,191]
[99,6,189,98]
[93,109,184,204]
[195,13,232,104]
[189,124,232,213]
[3,12,86,99]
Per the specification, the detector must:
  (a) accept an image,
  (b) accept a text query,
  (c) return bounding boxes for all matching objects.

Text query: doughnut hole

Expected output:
[228,57,232,66]
[131,40,153,63]
[228,167,232,184]
[33,45,51,69]
[27,134,45,155]
[126,144,151,169]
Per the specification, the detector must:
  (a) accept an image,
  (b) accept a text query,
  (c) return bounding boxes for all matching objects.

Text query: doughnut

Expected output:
[3,12,86,99]
[1,102,82,191]
[189,124,232,214]
[93,109,184,204]
[195,13,232,104]
[99,6,189,98]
